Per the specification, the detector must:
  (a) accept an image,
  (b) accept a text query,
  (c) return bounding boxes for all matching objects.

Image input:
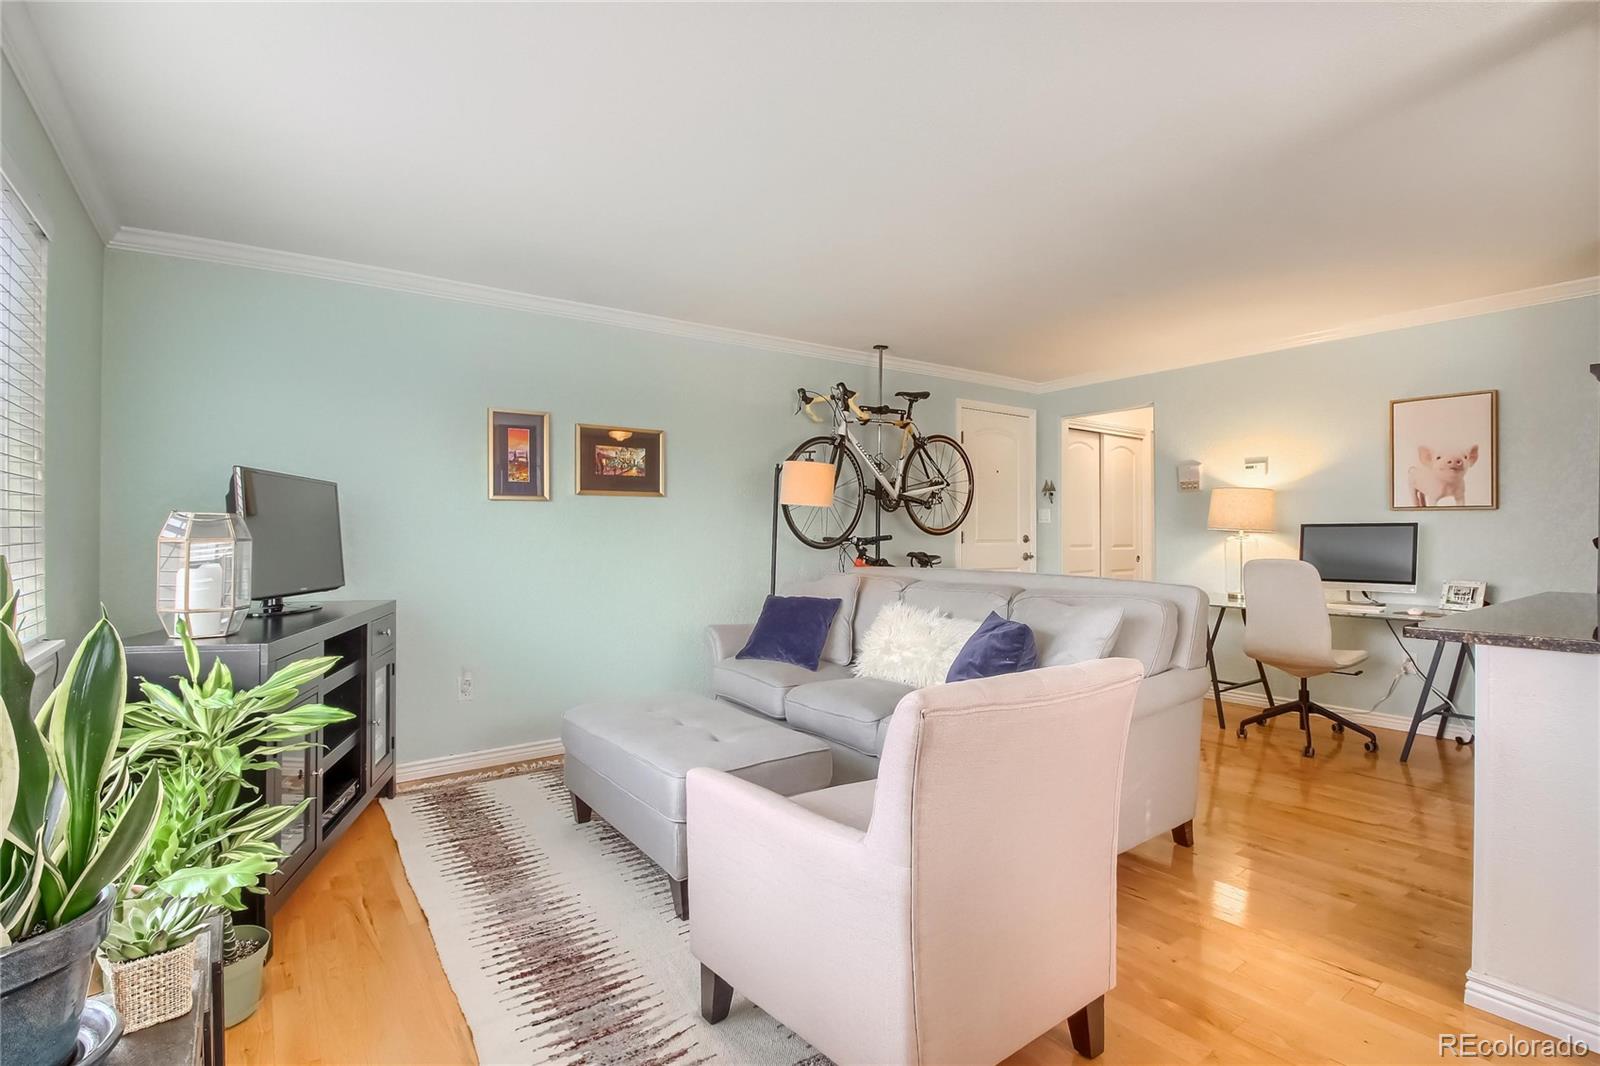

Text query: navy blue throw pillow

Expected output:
[736,595,843,671]
[946,611,1038,683]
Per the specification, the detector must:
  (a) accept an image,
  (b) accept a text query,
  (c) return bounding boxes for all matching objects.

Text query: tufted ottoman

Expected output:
[561,693,832,919]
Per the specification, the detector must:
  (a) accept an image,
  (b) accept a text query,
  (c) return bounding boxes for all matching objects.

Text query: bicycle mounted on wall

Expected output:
[784,381,975,549]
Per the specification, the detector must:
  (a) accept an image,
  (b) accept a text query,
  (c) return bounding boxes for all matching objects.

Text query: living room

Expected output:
[1,3,1596,1065]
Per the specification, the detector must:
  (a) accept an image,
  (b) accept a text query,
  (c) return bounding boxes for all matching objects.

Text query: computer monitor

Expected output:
[1299,523,1418,595]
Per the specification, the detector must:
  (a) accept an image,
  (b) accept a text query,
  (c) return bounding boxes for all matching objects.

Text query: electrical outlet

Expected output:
[458,669,475,701]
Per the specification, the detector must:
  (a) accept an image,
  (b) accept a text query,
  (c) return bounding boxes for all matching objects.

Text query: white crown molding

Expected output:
[108,226,1042,394]
[0,4,118,241]
[1035,275,1600,393]
[396,737,564,787]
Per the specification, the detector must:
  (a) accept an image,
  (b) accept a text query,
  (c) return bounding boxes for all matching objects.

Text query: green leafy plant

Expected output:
[101,621,350,962]
[0,557,164,947]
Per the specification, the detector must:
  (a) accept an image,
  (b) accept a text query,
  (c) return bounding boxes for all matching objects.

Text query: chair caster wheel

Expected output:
[1331,722,1344,733]
[1236,727,1248,739]
[1302,746,1315,758]
[1364,740,1378,753]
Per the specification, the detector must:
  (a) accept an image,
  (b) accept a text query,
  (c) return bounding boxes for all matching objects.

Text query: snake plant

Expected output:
[0,557,164,947]
[101,620,350,962]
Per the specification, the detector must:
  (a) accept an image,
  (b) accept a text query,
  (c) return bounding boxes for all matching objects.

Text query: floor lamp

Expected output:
[771,459,837,594]
[1207,487,1275,602]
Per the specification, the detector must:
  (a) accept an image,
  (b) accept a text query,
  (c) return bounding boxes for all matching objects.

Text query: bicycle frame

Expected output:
[803,396,943,505]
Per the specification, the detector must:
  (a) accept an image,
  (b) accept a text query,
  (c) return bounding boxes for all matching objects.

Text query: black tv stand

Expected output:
[251,597,322,618]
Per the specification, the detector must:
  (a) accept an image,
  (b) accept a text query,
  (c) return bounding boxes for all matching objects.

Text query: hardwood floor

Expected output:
[228,704,1574,1065]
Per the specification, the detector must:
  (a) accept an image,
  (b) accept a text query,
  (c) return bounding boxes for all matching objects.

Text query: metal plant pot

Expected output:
[0,888,120,1066]
[222,925,270,1027]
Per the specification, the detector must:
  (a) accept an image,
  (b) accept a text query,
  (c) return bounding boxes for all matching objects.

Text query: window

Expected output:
[1,175,47,643]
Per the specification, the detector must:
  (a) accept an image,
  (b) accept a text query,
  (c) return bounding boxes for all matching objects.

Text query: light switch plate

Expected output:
[1038,507,1052,525]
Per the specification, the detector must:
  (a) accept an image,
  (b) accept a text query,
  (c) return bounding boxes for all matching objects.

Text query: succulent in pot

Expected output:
[0,558,164,1066]
[105,618,349,1027]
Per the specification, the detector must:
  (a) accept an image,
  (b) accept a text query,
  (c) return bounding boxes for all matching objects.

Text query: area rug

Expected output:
[382,762,827,1066]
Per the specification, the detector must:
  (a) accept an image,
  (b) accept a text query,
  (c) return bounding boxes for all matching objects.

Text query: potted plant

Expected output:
[0,558,164,1066]
[106,620,348,1027]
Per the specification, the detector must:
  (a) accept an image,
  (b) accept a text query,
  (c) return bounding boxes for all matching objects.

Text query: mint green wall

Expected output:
[98,250,1037,762]
[1,55,104,643]
[1034,296,1600,717]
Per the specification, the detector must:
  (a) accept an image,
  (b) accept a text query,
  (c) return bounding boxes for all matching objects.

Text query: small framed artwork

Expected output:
[575,424,665,497]
[1439,580,1487,612]
[487,409,550,500]
[1390,390,1497,510]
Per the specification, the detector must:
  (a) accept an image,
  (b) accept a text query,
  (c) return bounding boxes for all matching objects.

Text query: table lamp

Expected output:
[1207,487,1275,602]
[771,459,836,593]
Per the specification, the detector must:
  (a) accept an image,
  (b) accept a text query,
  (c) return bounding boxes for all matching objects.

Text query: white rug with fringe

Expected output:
[382,761,826,1066]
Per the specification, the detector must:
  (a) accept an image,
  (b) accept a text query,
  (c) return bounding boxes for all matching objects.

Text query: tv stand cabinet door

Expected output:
[367,650,396,787]
[265,693,320,893]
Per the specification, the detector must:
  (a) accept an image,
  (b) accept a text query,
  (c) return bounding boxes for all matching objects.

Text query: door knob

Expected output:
[1022,552,1035,561]
[1022,533,1031,543]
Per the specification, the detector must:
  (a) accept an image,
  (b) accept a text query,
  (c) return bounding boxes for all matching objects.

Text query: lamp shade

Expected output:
[780,460,836,507]
[1207,487,1275,533]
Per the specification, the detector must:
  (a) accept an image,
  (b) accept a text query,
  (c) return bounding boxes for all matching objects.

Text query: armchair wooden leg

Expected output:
[669,876,689,921]
[570,791,592,824]
[1067,995,1105,1059]
[1170,820,1195,848]
[700,964,732,1024]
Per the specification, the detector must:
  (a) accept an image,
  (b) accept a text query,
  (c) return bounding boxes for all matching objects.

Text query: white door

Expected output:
[1062,428,1102,576]
[956,401,1037,572]
[1060,421,1152,579]
[1099,434,1147,578]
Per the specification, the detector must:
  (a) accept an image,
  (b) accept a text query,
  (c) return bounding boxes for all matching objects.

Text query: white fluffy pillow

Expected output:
[853,602,980,688]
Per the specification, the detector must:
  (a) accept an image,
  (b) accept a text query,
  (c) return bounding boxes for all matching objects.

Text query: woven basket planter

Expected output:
[98,939,197,1032]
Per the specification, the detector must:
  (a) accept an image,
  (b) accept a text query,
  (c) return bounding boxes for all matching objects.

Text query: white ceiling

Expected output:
[11,2,1599,386]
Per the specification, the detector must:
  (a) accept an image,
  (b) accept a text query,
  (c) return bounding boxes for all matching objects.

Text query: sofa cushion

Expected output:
[852,574,915,655]
[781,573,859,666]
[561,693,831,822]
[785,677,912,755]
[947,611,1039,682]
[1007,599,1124,668]
[903,581,1021,622]
[737,594,843,671]
[713,656,853,719]
[1010,590,1178,675]
[790,780,876,832]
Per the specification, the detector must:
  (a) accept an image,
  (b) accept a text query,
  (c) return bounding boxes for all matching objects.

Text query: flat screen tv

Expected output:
[225,467,344,615]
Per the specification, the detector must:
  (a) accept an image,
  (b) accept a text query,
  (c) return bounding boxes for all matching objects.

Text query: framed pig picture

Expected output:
[1389,390,1497,510]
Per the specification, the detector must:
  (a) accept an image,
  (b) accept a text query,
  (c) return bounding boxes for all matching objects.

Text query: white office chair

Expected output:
[1236,559,1379,758]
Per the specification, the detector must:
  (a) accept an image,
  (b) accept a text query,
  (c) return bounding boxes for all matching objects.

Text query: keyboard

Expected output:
[1328,601,1386,614]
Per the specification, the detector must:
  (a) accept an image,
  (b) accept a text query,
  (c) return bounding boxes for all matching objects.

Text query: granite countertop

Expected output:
[1404,591,1600,654]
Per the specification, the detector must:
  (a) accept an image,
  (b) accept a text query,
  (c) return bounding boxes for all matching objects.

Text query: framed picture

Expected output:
[1439,579,1487,612]
[575,424,665,497]
[487,409,550,500]
[1389,390,1497,510]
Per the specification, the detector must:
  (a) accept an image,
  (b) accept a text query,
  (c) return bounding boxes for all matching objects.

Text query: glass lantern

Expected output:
[156,512,252,639]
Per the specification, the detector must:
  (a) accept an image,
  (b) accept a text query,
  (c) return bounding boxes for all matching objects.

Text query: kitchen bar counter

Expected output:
[1404,591,1599,654]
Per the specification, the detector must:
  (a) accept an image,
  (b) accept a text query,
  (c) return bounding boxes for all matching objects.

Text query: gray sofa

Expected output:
[707,567,1211,852]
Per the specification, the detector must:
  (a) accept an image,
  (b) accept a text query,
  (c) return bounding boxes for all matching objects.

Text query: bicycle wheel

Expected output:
[903,433,974,536]
[782,436,866,549]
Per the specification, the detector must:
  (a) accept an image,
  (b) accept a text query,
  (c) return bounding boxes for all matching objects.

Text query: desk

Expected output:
[1205,596,1475,758]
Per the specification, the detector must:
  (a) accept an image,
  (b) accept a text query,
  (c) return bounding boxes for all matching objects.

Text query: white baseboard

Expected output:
[396,738,564,785]
[1465,970,1600,1044]
[1220,690,1474,742]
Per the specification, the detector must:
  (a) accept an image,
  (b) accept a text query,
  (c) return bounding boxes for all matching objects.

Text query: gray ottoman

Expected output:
[561,693,832,919]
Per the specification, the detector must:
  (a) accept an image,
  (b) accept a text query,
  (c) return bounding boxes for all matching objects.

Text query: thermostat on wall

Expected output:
[1178,460,1201,492]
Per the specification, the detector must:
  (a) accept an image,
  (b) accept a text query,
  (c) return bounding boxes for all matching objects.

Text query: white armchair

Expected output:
[686,658,1143,1065]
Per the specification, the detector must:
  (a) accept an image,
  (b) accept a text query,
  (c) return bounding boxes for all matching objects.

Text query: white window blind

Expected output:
[1,175,47,643]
